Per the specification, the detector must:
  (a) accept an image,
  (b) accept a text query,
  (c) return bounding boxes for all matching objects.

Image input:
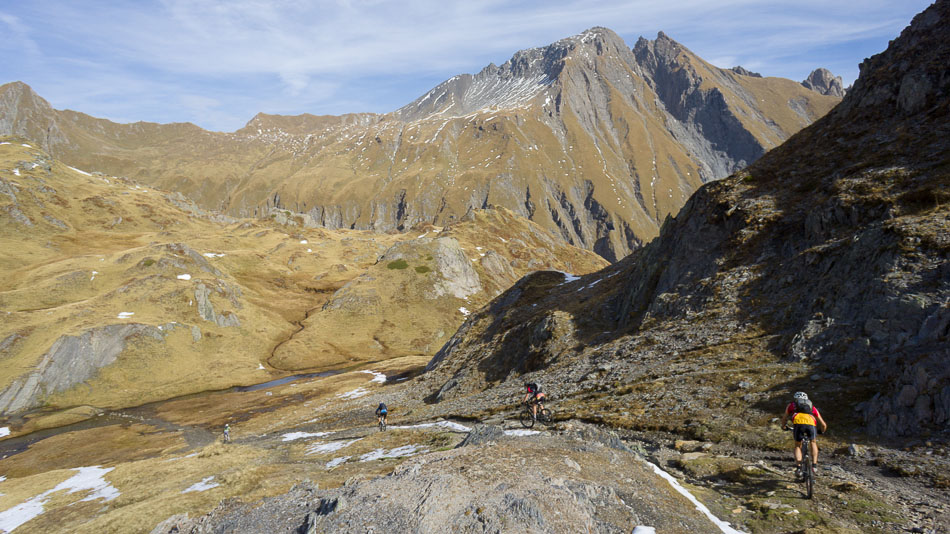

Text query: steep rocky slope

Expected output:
[423,0,949,443]
[0,139,605,430]
[0,29,839,261]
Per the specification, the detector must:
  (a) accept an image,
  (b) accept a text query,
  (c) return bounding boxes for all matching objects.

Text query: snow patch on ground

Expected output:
[503,429,540,436]
[559,272,581,283]
[459,307,470,316]
[307,438,361,455]
[0,427,9,438]
[182,476,219,494]
[12,168,20,176]
[177,274,192,280]
[0,466,118,532]
[644,460,747,534]
[632,527,656,534]
[66,165,91,176]
[359,370,387,383]
[300,240,308,244]
[116,312,134,319]
[337,388,368,399]
[391,421,472,432]
[326,456,350,469]
[281,431,330,442]
[359,444,426,462]
[257,363,265,370]
[203,252,226,258]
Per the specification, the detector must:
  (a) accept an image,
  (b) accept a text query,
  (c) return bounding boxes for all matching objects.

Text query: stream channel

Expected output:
[0,370,341,460]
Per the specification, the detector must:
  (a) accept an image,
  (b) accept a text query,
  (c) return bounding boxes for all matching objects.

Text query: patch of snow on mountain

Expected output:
[0,427,8,438]
[182,476,219,494]
[281,431,330,442]
[307,438,361,455]
[177,274,192,280]
[326,456,350,469]
[66,165,91,176]
[643,459,747,533]
[338,387,368,399]
[359,370,387,383]
[504,429,540,436]
[559,272,581,283]
[0,466,118,533]
[391,421,472,432]
[359,444,426,462]
[117,312,134,319]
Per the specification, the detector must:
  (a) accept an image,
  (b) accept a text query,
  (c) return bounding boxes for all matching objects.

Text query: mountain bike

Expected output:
[519,401,552,429]
[786,426,814,499]
[378,416,387,432]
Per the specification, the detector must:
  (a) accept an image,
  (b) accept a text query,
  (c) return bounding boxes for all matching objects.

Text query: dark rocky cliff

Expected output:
[424,0,950,439]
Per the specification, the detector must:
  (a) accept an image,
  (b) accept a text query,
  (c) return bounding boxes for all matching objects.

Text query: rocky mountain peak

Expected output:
[801,67,846,96]
[395,26,631,122]
[835,0,949,120]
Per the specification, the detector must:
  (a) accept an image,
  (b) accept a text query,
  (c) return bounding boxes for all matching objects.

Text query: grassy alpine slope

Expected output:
[0,138,607,436]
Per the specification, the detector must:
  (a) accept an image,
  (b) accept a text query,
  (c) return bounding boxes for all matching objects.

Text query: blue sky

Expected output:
[0,0,934,132]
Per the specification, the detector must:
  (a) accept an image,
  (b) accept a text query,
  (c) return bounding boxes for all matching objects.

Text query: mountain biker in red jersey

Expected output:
[522,382,546,419]
[781,391,828,477]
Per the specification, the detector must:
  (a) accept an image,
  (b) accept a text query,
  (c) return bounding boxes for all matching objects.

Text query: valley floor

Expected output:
[0,360,946,534]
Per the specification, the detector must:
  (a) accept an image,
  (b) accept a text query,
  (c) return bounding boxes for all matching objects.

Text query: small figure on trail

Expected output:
[522,382,546,420]
[223,423,231,443]
[376,402,388,430]
[780,391,828,477]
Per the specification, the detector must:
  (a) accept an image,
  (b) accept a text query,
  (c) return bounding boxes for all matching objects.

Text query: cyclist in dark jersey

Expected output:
[375,402,388,427]
[780,392,828,476]
[522,382,546,419]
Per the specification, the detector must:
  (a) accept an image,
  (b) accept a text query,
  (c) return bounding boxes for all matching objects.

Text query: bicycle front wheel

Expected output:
[519,409,535,429]
[803,458,814,499]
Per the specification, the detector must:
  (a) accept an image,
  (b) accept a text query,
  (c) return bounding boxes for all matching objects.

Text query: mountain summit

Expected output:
[0,28,839,261]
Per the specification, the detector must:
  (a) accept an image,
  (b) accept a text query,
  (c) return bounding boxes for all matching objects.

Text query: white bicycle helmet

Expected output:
[793,391,808,401]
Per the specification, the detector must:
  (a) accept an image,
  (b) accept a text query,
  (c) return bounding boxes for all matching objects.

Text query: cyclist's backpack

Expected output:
[795,398,813,414]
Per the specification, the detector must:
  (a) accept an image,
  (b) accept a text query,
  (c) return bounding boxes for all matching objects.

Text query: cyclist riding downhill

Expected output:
[375,402,388,430]
[780,391,828,478]
[522,382,546,420]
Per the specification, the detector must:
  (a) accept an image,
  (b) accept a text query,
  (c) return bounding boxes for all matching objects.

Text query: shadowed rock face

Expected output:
[0,28,839,262]
[424,1,950,438]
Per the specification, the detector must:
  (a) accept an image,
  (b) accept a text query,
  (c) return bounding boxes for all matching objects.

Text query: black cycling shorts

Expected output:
[793,424,817,442]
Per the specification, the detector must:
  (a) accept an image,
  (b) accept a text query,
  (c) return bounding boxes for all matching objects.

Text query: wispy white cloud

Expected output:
[0,0,933,131]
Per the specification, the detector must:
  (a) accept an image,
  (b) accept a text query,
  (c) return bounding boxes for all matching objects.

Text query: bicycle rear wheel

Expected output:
[539,408,552,424]
[519,409,535,429]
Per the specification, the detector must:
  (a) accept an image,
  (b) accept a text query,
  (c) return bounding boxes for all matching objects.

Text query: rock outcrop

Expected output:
[152,427,734,534]
[0,324,164,414]
[802,67,846,97]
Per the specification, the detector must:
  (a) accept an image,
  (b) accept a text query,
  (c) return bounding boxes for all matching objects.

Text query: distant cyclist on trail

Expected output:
[781,391,828,477]
[375,402,388,427]
[223,423,231,443]
[522,382,546,420]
